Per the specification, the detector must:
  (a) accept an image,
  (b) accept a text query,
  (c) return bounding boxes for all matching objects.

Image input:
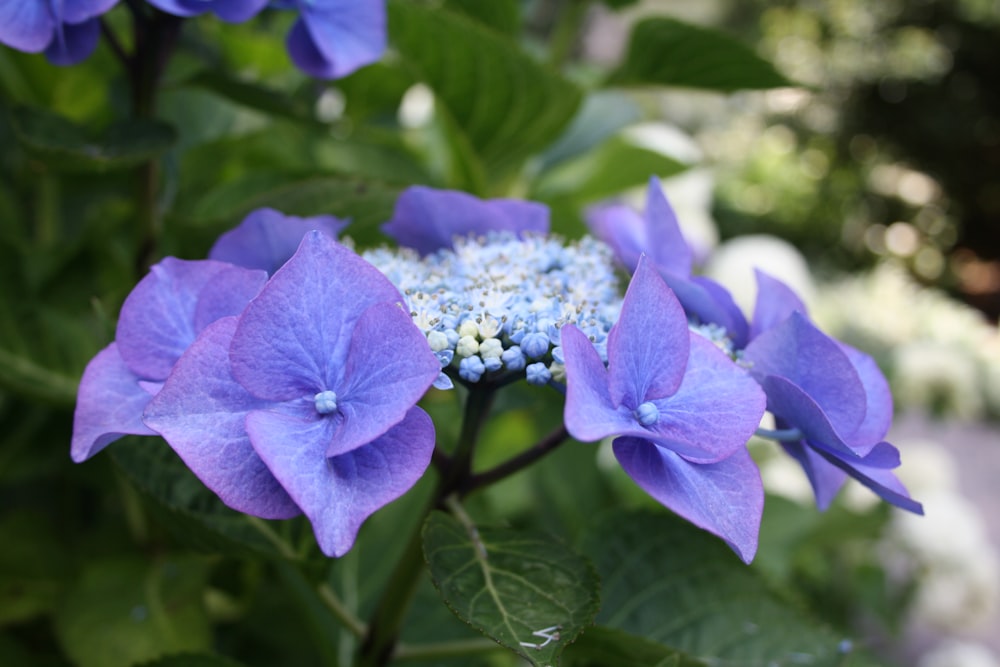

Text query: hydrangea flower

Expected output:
[209,207,348,275]
[0,0,119,65]
[381,186,550,256]
[71,258,267,462]
[143,231,442,555]
[586,177,749,347]
[278,0,387,79]
[743,270,923,514]
[561,257,767,562]
[145,0,267,22]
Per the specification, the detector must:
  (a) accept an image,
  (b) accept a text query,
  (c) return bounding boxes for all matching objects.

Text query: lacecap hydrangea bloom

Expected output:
[0,0,119,65]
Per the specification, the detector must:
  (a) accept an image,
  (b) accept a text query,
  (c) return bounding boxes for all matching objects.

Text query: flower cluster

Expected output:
[71,180,923,563]
[0,1,385,77]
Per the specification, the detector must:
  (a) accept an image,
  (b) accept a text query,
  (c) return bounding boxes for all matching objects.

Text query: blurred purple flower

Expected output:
[561,257,766,563]
[382,186,550,256]
[209,207,348,275]
[71,258,268,462]
[145,0,267,22]
[0,0,119,65]
[144,231,441,555]
[743,271,922,514]
[282,0,386,79]
[586,177,749,347]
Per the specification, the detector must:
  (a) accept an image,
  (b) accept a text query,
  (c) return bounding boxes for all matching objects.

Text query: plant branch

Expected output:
[460,423,570,497]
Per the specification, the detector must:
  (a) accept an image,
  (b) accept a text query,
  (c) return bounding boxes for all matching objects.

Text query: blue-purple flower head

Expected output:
[0,0,120,65]
[743,270,922,515]
[562,257,766,563]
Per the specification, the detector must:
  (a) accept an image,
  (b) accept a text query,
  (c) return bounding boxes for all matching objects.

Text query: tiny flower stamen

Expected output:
[314,390,339,415]
[634,401,659,427]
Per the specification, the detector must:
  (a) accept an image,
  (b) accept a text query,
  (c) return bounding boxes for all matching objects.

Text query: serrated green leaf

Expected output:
[423,510,600,666]
[561,626,707,667]
[54,556,211,667]
[582,510,858,667]
[389,0,582,180]
[608,18,793,91]
[110,439,293,559]
[9,106,176,172]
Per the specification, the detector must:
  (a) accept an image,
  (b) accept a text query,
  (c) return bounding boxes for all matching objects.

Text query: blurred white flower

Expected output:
[918,639,1000,667]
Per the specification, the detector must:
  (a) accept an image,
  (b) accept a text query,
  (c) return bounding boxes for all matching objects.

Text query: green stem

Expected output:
[318,582,367,638]
[460,424,569,497]
[244,516,299,561]
[548,0,592,69]
[355,385,497,667]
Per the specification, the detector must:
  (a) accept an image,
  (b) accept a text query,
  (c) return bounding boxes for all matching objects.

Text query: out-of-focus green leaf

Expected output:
[562,626,707,667]
[389,0,582,182]
[336,62,414,124]
[582,509,858,667]
[532,136,688,202]
[0,347,78,405]
[181,71,315,125]
[423,510,600,667]
[536,91,643,170]
[0,512,70,625]
[9,106,176,172]
[608,18,794,91]
[111,440,293,560]
[444,0,520,35]
[54,556,211,667]
[135,654,246,667]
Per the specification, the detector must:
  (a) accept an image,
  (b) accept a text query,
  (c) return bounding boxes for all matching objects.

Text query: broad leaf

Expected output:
[609,18,793,91]
[444,0,520,36]
[182,71,315,125]
[10,106,176,172]
[562,626,707,667]
[582,510,859,667]
[136,654,246,667]
[390,1,582,180]
[423,510,600,666]
[0,346,78,405]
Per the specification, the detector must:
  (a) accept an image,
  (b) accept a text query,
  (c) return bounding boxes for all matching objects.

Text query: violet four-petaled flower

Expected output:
[742,270,923,514]
[144,231,442,556]
[382,186,550,256]
[586,176,749,346]
[71,258,268,462]
[0,0,120,64]
[562,257,766,562]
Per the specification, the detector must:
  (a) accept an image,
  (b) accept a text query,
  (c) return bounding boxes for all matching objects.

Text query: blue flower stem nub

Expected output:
[634,401,659,427]
[314,390,338,415]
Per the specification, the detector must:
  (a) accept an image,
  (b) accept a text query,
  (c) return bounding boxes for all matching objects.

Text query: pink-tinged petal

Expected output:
[142,318,301,520]
[743,312,866,441]
[329,302,439,457]
[381,186,550,256]
[838,342,893,445]
[643,176,692,277]
[249,406,435,557]
[585,202,647,273]
[607,257,689,408]
[209,208,348,275]
[812,443,923,515]
[71,343,156,463]
[780,439,848,511]
[562,325,642,442]
[289,1,385,80]
[646,335,765,463]
[750,269,807,341]
[0,1,53,52]
[230,231,402,402]
[44,16,99,65]
[117,258,265,381]
[614,437,763,564]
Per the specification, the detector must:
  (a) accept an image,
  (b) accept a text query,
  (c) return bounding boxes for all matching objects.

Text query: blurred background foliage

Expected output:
[1,1,998,666]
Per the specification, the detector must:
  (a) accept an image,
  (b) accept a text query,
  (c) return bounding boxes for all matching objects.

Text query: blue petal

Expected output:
[229,231,403,401]
[642,176,692,277]
[662,273,749,348]
[143,318,302,520]
[0,1,54,52]
[71,343,157,463]
[381,186,550,256]
[613,437,763,563]
[248,406,435,556]
[749,269,807,341]
[780,438,847,511]
[584,201,646,273]
[838,342,893,445]
[62,0,120,25]
[287,1,386,79]
[146,0,264,20]
[209,207,348,275]
[44,17,99,66]
[328,302,440,457]
[606,257,689,409]
[809,440,923,514]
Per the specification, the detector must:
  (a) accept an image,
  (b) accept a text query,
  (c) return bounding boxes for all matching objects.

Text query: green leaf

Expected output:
[53,556,211,667]
[443,0,521,36]
[582,510,858,667]
[562,626,707,667]
[110,439,293,559]
[0,512,70,625]
[9,106,176,172]
[0,346,78,405]
[608,18,793,91]
[181,71,315,125]
[135,654,246,667]
[389,0,582,181]
[422,510,600,667]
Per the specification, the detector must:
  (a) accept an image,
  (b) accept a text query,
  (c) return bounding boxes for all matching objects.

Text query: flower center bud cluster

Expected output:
[363,232,622,387]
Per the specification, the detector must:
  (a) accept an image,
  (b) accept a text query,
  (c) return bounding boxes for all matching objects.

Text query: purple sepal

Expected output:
[142,317,302,520]
[249,406,435,557]
[71,343,157,463]
[614,437,763,563]
[44,16,99,65]
[381,186,550,256]
[146,0,267,21]
[62,0,120,24]
[209,208,349,275]
[116,258,267,381]
[749,269,807,341]
[0,2,54,52]
[286,1,386,80]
